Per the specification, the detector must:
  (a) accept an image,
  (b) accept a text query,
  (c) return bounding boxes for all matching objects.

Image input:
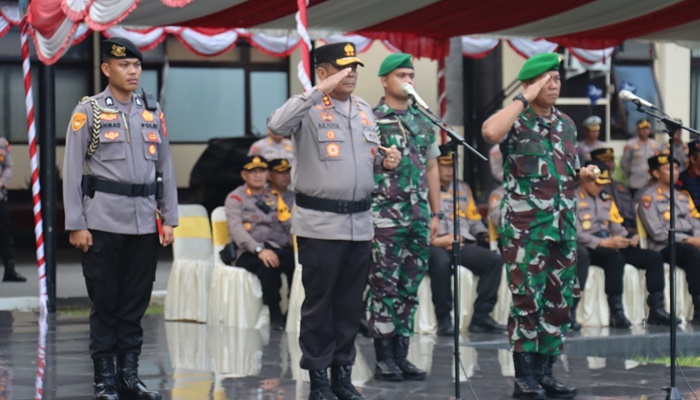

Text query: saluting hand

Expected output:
[522,73,551,103]
[317,67,352,94]
[162,225,175,247]
[69,229,93,253]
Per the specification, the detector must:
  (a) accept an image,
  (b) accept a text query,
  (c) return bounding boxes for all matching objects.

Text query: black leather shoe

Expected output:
[437,319,455,336]
[309,369,338,400]
[93,357,120,400]
[331,365,365,400]
[269,305,286,331]
[2,270,26,282]
[116,354,161,400]
[469,315,506,334]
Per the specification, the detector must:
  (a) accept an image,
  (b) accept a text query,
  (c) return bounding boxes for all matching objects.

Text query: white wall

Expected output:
[654,43,691,141]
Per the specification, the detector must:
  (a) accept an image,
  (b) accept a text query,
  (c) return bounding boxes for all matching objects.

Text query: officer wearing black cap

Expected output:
[638,154,700,325]
[677,140,700,207]
[225,156,294,331]
[269,42,400,400]
[267,158,294,209]
[63,37,177,400]
[590,148,636,234]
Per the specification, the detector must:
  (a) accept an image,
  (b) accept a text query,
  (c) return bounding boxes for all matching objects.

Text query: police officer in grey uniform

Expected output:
[268,42,400,400]
[638,154,700,325]
[660,118,689,173]
[63,38,177,400]
[267,158,295,209]
[428,146,505,336]
[576,115,604,163]
[248,128,294,160]
[620,118,660,196]
[225,155,294,331]
[0,137,24,282]
[590,148,637,234]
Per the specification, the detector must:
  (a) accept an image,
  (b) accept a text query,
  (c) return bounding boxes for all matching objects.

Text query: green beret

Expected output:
[518,52,560,81]
[378,53,414,76]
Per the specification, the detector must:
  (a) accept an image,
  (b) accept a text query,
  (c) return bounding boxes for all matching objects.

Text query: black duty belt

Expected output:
[82,175,162,199]
[296,193,371,214]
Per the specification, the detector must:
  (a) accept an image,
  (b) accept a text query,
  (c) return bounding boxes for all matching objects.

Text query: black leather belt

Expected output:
[296,193,371,214]
[82,175,160,199]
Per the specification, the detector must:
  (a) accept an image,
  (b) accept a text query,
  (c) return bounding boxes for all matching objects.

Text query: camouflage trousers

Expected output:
[500,238,576,356]
[367,222,430,338]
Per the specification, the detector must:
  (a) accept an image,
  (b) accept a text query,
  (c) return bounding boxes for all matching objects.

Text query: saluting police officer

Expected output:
[225,156,294,331]
[63,37,177,400]
[269,42,400,400]
[638,155,700,325]
[0,137,24,282]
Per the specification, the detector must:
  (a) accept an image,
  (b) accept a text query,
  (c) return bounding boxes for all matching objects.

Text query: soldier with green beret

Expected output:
[367,52,441,382]
[483,52,598,400]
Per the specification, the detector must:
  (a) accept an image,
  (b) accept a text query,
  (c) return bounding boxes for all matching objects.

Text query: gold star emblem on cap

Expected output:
[344,43,355,57]
[253,156,262,164]
[111,45,126,57]
[281,159,288,167]
[659,155,668,164]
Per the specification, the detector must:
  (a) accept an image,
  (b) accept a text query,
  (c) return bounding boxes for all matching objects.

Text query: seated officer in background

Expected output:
[225,156,295,331]
[428,146,506,335]
[577,115,604,163]
[576,161,673,327]
[660,119,689,173]
[590,148,637,235]
[677,140,700,208]
[267,158,295,208]
[638,154,700,325]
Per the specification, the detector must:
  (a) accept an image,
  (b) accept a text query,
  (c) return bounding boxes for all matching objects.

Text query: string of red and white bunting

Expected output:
[20,18,48,400]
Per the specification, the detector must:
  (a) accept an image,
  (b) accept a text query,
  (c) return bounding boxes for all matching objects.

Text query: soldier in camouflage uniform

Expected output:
[483,53,597,400]
[368,53,441,382]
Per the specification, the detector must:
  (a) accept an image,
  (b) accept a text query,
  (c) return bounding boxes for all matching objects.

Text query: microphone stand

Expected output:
[634,104,700,400]
[411,100,486,400]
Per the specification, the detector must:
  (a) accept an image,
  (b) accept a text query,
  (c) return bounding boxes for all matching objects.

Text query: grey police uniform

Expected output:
[268,85,382,371]
[225,184,294,320]
[660,141,689,173]
[248,137,294,160]
[429,181,503,326]
[620,138,660,191]
[63,86,178,359]
[489,144,504,182]
[576,140,604,163]
[488,185,506,230]
[637,182,700,299]
[602,181,636,231]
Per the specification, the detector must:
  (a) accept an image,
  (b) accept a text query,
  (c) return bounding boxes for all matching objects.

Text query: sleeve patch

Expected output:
[71,112,87,131]
[230,195,242,202]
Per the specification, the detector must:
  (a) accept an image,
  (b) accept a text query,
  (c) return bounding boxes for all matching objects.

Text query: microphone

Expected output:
[619,90,655,108]
[401,83,430,110]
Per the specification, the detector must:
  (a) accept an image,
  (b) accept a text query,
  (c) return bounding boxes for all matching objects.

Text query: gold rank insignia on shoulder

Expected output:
[111,44,126,57]
[81,96,89,101]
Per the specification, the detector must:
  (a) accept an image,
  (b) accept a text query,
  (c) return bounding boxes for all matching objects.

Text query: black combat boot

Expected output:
[570,298,581,331]
[93,357,120,400]
[512,352,546,400]
[116,354,161,400]
[372,338,403,381]
[646,292,679,326]
[691,295,700,326]
[309,369,338,400]
[393,336,426,380]
[535,354,577,399]
[607,295,631,328]
[2,259,25,282]
[330,365,365,400]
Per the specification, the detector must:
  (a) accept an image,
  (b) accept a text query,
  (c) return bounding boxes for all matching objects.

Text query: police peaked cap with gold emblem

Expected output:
[437,145,454,166]
[517,52,561,81]
[584,160,612,185]
[268,158,291,172]
[243,155,268,171]
[102,37,142,62]
[378,53,413,76]
[314,42,364,67]
[583,115,602,131]
[590,147,614,163]
[648,154,680,170]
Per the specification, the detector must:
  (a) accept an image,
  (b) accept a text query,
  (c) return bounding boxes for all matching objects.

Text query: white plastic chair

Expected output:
[207,206,268,328]
[285,236,305,332]
[164,204,213,323]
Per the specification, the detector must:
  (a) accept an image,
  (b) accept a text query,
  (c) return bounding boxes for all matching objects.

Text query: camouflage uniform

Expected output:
[499,107,579,356]
[368,100,439,337]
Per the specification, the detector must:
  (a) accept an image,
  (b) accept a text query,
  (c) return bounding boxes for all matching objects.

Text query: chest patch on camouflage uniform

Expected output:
[71,113,87,131]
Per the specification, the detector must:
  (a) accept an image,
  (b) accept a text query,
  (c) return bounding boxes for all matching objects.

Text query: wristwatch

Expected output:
[255,245,264,254]
[430,212,444,220]
[513,93,529,109]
